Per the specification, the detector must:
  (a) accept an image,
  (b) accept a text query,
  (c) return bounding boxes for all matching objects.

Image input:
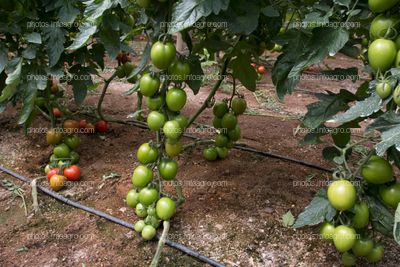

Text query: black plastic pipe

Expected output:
[0,165,225,267]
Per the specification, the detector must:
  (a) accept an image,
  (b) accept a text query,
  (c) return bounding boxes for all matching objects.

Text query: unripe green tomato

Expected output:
[368,39,397,72]
[215,134,229,147]
[135,203,148,218]
[163,120,181,140]
[165,141,182,157]
[366,245,384,263]
[368,0,400,13]
[126,189,140,208]
[146,95,164,111]
[134,220,146,233]
[216,147,229,159]
[147,111,166,131]
[361,155,393,184]
[376,82,392,99]
[352,237,374,256]
[379,183,400,207]
[333,225,357,252]
[319,221,335,240]
[341,252,356,267]
[132,165,153,188]
[203,147,218,161]
[141,225,157,240]
[327,180,356,211]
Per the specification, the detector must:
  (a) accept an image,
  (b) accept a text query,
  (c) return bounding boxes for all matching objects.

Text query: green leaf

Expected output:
[90,43,105,69]
[303,90,352,129]
[282,210,295,227]
[366,112,400,156]
[366,195,394,236]
[42,26,65,67]
[394,204,400,245]
[84,0,114,21]
[67,23,97,50]
[231,55,257,92]
[24,32,42,44]
[127,43,151,80]
[273,27,349,99]
[22,46,37,60]
[293,189,336,228]
[0,59,22,102]
[169,0,230,33]
[55,0,80,23]
[18,83,37,125]
[334,0,351,8]
[330,94,382,125]
[0,45,8,73]
[98,26,121,60]
[69,67,93,105]
[186,55,204,95]
[319,67,358,81]
[261,6,280,17]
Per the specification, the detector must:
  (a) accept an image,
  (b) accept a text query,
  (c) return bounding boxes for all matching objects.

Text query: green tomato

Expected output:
[163,120,181,140]
[215,134,229,147]
[216,147,229,159]
[141,225,157,240]
[394,85,400,106]
[150,41,176,70]
[132,165,153,188]
[320,221,335,240]
[379,183,400,207]
[231,97,247,115]
[368,39,397,72]
[333,225,357,252]
[352,202,369,229]
[158,159,178,180]
[174,114,188,129]
[366,245,384,263]
[138,187,158,206]
[64,135,80,150]
[116,65,125,78]
[146,95,164,111]
[53,144,70,159]
[140,73,160,97]
[228,126,241,142]
[213,101,229,118]
[156,197,176,220]
[203,147,218,161]
[376,82,392,99]
[123,62,135,77]
[137,143,158,164]
[361,155,393,184]
[370,15,399,40]
[169,60,190,82]
[135,203,148,218]
[327,180,356,211]
[352,237,374,256]
[341,252,356,267]
[165,141,182,157]
[213,117,222,128]
[134,220,146,233]
[221,113,237,130]
[147,111,166,131]
[126,189,140,208]
[368,0,400,13]
[166,88,187,112]
[70,151,80,164]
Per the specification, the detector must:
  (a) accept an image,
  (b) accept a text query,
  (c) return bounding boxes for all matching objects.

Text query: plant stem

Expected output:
[150,221,170,267]
[228,73,236,109]
[183,139,214,151]
[187,57,230,128]
[352,149,374,179]
[97,72,118,121]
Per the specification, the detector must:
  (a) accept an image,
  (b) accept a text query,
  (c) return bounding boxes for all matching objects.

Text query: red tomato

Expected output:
[95,120,108,133]
[64,165,81,181]
[85,123,95,134]
[79,119,87,128]
[47,168,60,181]
[250,63,257,68]
[52,108,61,118]
[257,66,266,74]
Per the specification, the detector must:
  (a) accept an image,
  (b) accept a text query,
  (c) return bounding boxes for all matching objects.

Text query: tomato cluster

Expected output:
[366,3,400,100]
[203,97,247,161]
[126,40,192,240]
[320,152,399,265]
[250,63,266,81]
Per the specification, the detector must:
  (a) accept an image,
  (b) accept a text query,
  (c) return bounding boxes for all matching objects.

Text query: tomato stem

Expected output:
[97,71,118,121]
[150,220,170,267]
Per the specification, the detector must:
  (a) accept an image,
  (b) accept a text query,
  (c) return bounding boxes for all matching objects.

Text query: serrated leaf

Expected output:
[366,112,400,156]
[67,23,97,50]
[293,189,336,228]
[331,94,381,124]
[98,26,121,60]
[367,195,394,236]
[127,43,150,80]
[69,67,93,105]
[42,26,65,67]
[84,0,114,21]
[168,0,230,33]
[394,204,400,245]
[55,0,80,23]
[282,211,295,227]
[24,32,42,44]
[231,55,257,92]
[90,43,105,69]
[0,59,22,102]
[18,83,37,125]
[186,55,204,95]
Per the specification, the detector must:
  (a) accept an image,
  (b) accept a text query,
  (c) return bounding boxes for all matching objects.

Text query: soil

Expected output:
[0,49,399,267]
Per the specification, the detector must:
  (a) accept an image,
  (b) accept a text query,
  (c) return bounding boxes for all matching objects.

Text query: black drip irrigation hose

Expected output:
[0,165,225,267]
[126,119,335,174]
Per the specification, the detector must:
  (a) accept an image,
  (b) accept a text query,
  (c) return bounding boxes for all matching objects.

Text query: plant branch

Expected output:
[97,72,118,121]
[150,221,170,267]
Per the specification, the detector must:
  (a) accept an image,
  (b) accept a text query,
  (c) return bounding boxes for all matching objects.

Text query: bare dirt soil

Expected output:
[0,51,399,267]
